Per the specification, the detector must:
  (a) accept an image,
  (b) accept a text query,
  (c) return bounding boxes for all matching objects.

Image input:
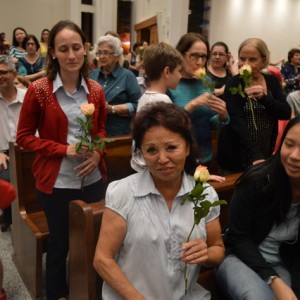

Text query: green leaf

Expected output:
[75,141,82,153]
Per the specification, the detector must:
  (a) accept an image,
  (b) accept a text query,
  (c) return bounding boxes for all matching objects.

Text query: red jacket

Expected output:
[0,179,16,209]
[17,77,107,194]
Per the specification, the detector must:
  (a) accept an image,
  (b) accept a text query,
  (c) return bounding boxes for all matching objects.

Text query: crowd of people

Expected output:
[0,19,300,300]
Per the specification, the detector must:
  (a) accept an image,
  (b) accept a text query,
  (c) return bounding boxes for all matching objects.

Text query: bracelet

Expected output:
[111,105,116,114]
[267,275,278,285]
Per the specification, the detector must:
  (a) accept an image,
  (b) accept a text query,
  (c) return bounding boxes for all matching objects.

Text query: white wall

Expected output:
[1,0,299,63]
[131,0,189,47]
[0,0,69,42]
[210,0,300,63]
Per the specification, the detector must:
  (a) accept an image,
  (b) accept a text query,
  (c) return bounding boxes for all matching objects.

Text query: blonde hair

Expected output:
[238,38,270,68]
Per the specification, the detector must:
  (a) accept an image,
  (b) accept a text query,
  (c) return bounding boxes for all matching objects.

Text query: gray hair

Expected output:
[0,55,16,71]
[97,35,123,57]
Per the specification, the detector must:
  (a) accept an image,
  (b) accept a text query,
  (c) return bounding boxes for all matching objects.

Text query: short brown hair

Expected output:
[143,42,182,81]
[132,102,198,175]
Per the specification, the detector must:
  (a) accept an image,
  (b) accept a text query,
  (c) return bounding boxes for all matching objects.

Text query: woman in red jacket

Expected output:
[17,20,107,300]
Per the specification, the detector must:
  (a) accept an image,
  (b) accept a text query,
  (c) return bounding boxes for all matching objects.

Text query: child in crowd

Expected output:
[131,42,182,171]
[136,42,182,112]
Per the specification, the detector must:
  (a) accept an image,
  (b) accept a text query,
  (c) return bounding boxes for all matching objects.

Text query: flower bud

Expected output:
[81,103,95,116]
[239,64,252,76]
[194,165,210,182]
[193,68,206,80]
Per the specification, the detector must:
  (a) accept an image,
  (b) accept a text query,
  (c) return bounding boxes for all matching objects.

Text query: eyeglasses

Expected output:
[26,42,36,46]
[97,51,115,56]
[0,70,13,75]
[185,52,208,61]
[211,52,227,57]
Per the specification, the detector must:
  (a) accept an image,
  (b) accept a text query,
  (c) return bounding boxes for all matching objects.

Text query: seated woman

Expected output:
[9,27,27,64]
[281,48,300,95]
[216,116,300,300]
[17,34,45,82]
[93,102,225,300]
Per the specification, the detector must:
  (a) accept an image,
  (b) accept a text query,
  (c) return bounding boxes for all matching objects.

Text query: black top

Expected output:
[217,73,291,172]
[223,175,300,297]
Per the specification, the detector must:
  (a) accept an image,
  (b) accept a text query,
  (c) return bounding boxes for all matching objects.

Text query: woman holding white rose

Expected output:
[94,102,225,300]
[217,38,291,174]
[168,32,229,168]
[17,20,107,300]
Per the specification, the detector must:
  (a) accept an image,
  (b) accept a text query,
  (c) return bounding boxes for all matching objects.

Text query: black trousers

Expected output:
[37,180,106,300]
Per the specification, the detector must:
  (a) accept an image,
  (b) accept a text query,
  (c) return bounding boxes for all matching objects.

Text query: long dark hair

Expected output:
[237,116,300,224]
[12,27,27,47]
[132,102,199,175]
[46,20,89,80]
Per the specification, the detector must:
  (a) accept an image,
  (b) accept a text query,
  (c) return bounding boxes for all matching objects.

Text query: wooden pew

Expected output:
[69,172,241,300]
[9,142,48,300]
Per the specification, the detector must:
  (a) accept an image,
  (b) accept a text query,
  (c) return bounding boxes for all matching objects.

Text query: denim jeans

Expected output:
[215,254,291,300]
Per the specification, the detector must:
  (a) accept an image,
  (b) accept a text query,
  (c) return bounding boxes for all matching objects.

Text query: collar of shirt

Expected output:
[134,168,194,198]
[99,63,121,80]
[52,73,89,94]
[0,87,25,104]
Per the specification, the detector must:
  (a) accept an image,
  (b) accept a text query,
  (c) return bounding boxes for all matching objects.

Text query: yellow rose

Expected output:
[193,68,206,80]
[81,103,95,116]
[194,165,210,182]
[240,64,252,76]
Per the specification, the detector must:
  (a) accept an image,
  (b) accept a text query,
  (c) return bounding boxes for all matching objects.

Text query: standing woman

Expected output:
[18,34,45,82]
[90,35,141,136]
[217,38,291,174]
[17,20,107,300]
[9,27,27,64]
[206,41,237,98]
[168,32,229,167]
[39,28,50,58]
[216,116,300,299]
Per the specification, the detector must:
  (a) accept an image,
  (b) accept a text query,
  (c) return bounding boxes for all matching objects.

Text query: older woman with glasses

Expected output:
[90,35,141,136]
[168,32,229,169]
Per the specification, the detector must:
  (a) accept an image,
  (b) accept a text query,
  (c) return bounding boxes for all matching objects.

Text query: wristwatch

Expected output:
[267,275,278,285]
[111,105,116,114]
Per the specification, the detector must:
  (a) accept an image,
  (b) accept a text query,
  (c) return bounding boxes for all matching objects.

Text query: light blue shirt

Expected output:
[102,169,220,300]
[259,203,300,264]
[53,74,101,189]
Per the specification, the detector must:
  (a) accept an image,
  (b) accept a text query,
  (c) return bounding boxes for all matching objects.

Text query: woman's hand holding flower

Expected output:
[181,239,208,265]
[74,150,100,177]
[244,85,265,100]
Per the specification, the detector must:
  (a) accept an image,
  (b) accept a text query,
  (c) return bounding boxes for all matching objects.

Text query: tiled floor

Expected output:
[0,228,32,299]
